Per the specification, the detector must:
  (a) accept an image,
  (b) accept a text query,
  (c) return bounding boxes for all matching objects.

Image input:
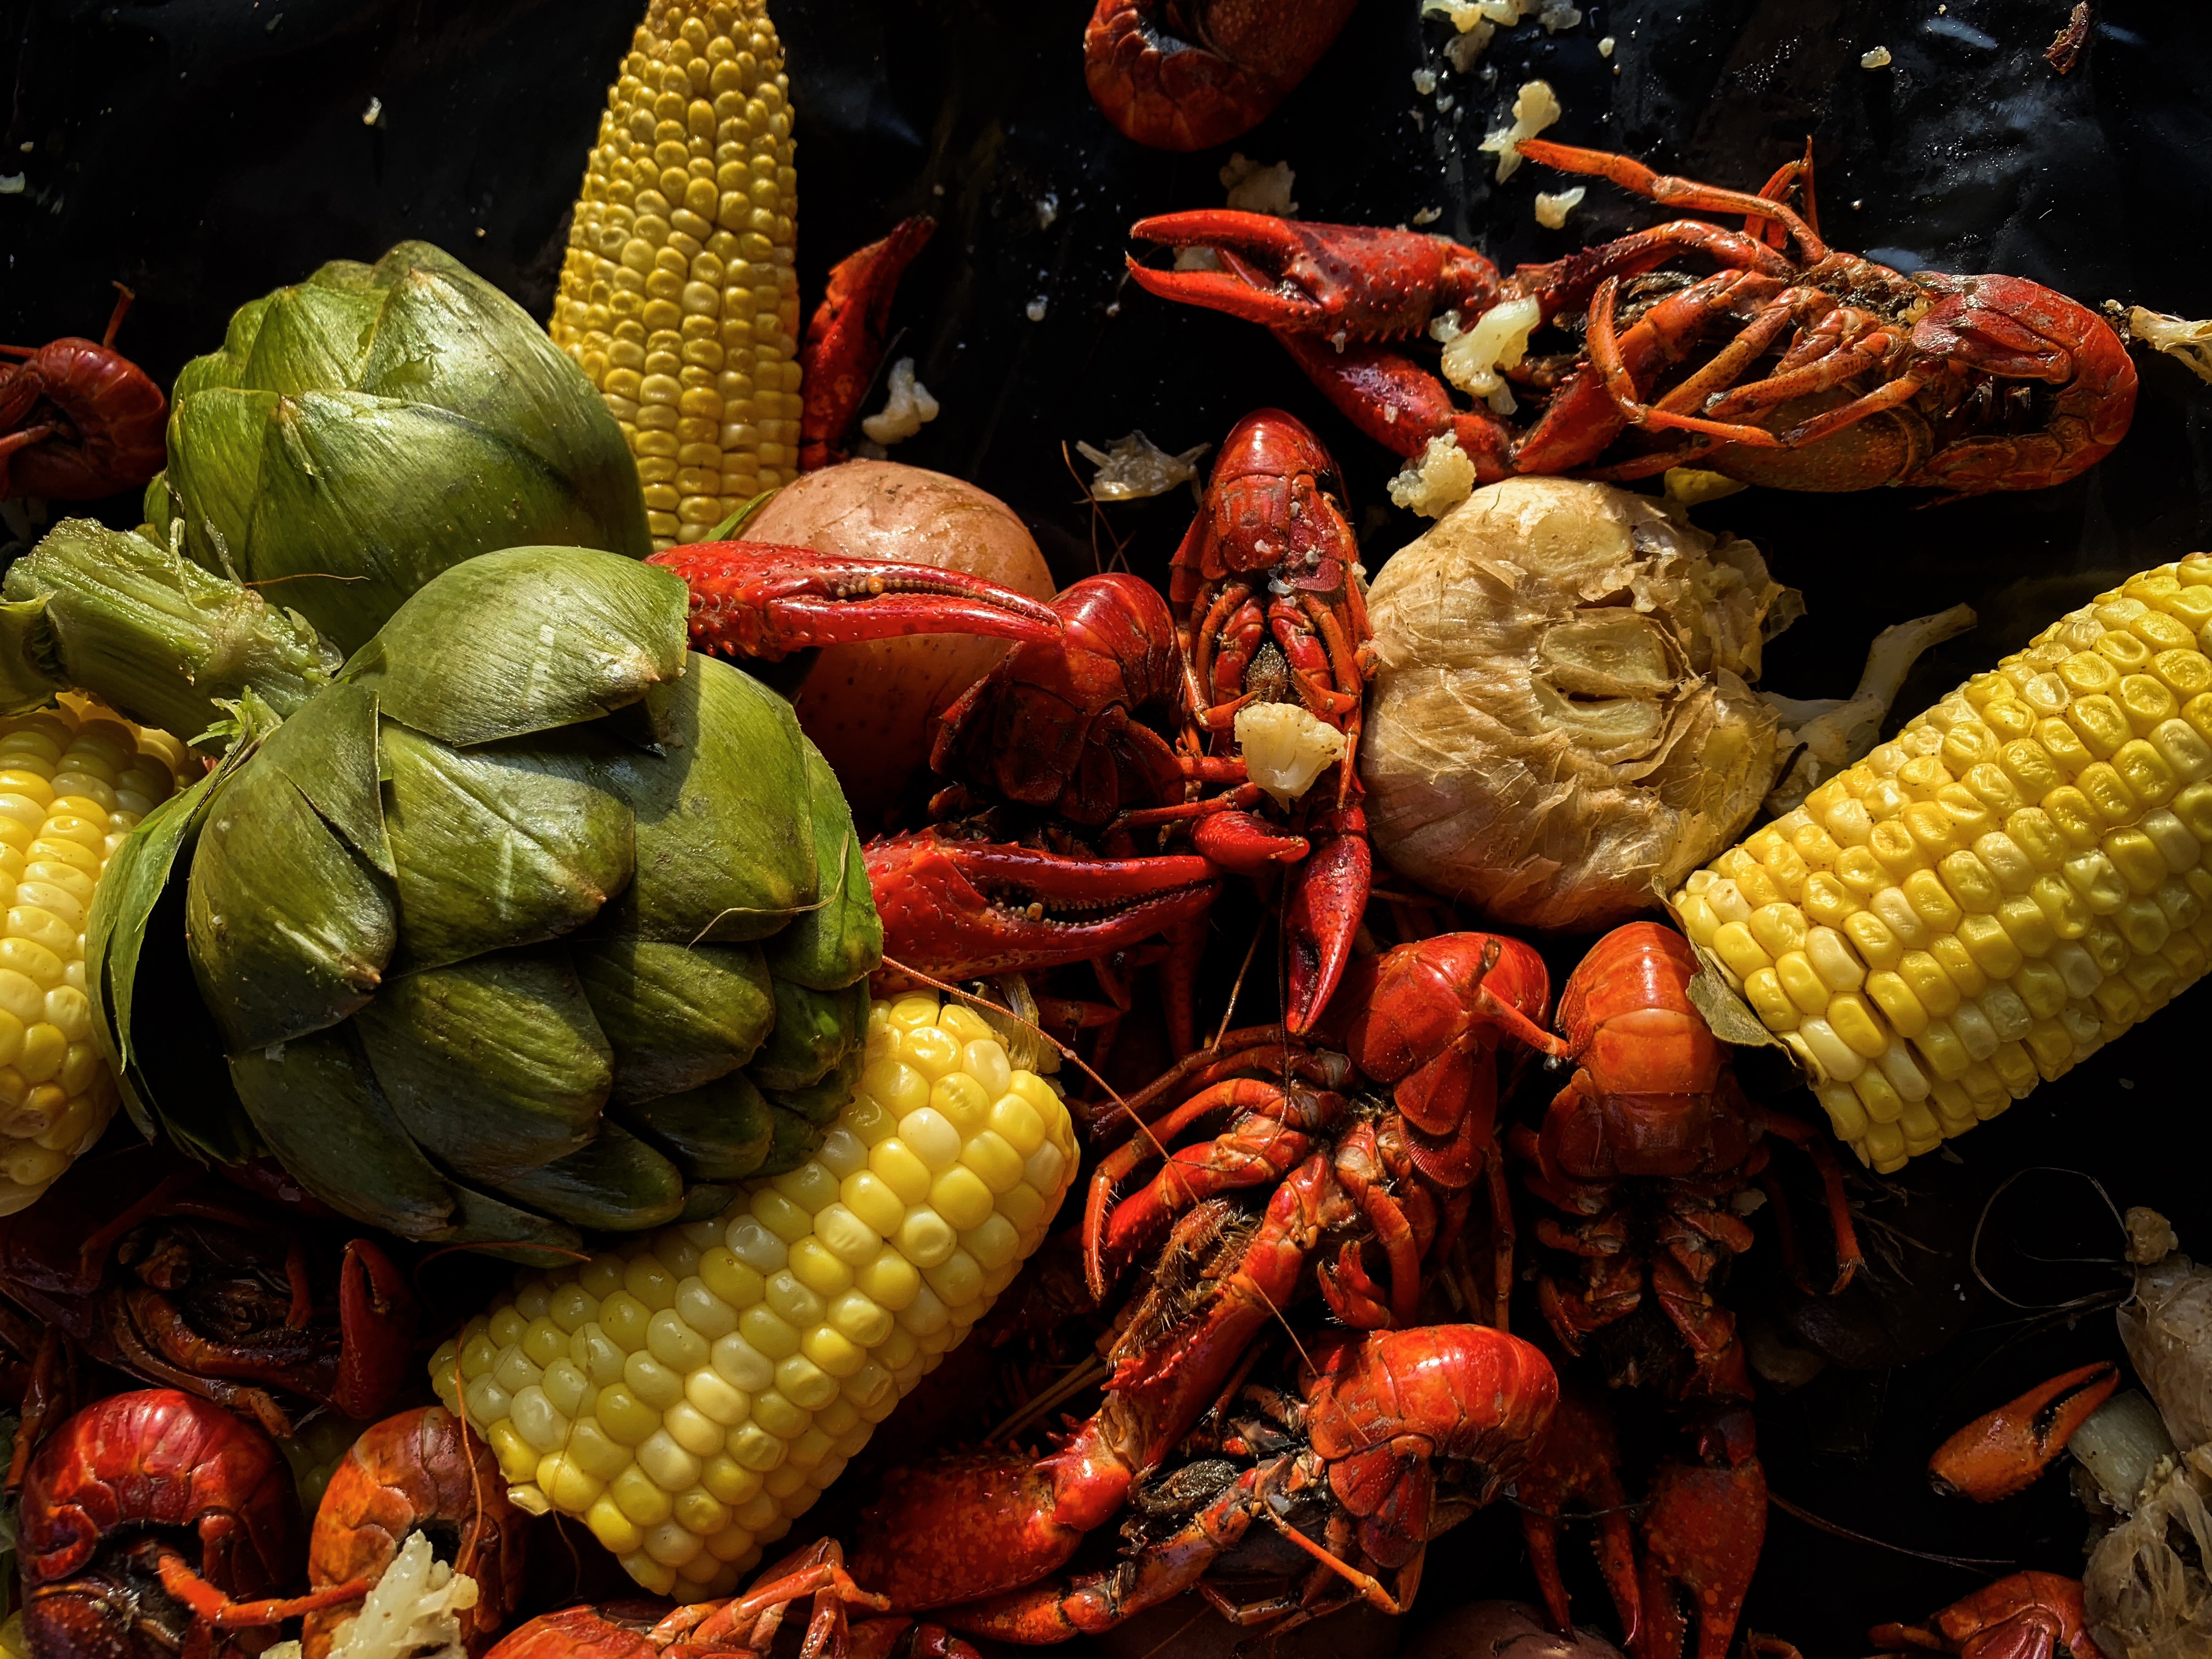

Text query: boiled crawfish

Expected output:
[0,284,168,501]
[1128,142,2136,498]
[18,1389,370,1659]
[855,1325,1556,1641]
[1083,0,1359,151]
[301,1406,528,1658]
[1169,409,1377,1035]
[842,934,1555,1638]
[481,1539,969,1659]
[800,218,936,472]
[1748,1572,2106,1659]
[1508,922,1864,1659]
[0,1144,416,1445]
[1927,1361,2121,1503]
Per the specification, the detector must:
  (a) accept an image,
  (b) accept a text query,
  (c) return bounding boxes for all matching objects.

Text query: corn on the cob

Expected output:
[0,699,183,1215]
[432,992,1076,1601]
[1677,555,2212,1173]
[551,0,803,551]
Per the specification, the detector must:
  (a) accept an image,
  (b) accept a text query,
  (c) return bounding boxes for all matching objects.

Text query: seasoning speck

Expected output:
[1860,45,1892,67]
[1598,35,1615,55]
[362,96,383,126]
[1025,296,1048,322]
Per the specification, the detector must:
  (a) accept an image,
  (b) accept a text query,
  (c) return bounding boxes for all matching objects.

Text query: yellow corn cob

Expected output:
[0,698,183,1215]
[432,992,1077,1601]
[551,0,803,551]
[1677,554,2212,1174]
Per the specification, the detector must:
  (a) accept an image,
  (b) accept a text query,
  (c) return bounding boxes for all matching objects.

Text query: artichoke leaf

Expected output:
[237,280,382,394]
[229,1024,458,1239]
[187,755,398,1053]
[573,936,775,1102]
[165,388,277,575]
[612,1071,776,1183]
[380,721,633,969]
[263,679,391,875]
[763,1042,863,1127]
[89,702,275,1146]
[602,653,816,944]
[484,1119,687,1233]
[758,1105,828,1178]
[431,1181,585,1267]
[354,946,612,1178]
[350,547,690,746]
[357,261,651,560]
[172,292,272,399]
[748,978,867,1092]
[763,737,883,991]
[242,393,627,654]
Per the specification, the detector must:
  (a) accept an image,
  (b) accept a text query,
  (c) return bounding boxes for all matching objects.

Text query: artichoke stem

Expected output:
[2,518,343,744]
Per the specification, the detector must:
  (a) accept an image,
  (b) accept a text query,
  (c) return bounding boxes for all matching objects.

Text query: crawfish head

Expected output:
[1188,408,1356,589]
[1303,1324,1559,1571]
[20,1390,299,1659]
[865,830,1218,980]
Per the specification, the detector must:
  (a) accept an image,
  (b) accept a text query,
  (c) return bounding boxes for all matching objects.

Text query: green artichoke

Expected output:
[5,524,878,1260]
[147,242,652,654]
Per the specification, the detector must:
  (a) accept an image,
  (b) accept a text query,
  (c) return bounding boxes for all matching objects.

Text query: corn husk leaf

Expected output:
[381,723,634,970]
[574,938,776,1102]
[349,547,688,746]
[597,654,817,943]
[354,949,612,1178]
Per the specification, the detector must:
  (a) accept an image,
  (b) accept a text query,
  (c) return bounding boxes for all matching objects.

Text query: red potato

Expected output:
[749,460,1055,822]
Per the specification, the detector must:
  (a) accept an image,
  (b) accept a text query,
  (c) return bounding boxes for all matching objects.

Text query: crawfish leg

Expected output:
[1749,1104,1866,1292]
[1523,218,1796,318]
[1516,140,1825,261]
[1649,289,1825,419]
[154,1549,371,1628]
[1588,277,1784,449]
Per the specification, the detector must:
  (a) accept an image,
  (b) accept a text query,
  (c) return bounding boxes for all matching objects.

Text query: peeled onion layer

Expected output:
[1361,476,1797,932]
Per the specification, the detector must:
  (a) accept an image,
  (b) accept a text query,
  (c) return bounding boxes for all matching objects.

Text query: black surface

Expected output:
[8,1,2212,1652]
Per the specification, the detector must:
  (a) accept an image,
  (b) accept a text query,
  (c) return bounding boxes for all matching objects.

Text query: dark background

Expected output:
[6,1,2211,1652]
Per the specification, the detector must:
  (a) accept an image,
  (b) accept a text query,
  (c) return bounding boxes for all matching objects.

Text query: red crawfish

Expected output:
[1129,142,2136,499]
[301,1406,528,1658]
[1748,1572,2106,1659]
[1509,922,1864,1659]
[851,1325,1557,1643]
[1,284,167,500]
[480,1539,973,1659]
[19,1389,370,1659]
[1083,0,1359,151]
[799,217,936,472]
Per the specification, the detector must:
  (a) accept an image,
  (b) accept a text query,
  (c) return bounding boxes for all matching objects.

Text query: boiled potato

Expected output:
[752,461,1054,821]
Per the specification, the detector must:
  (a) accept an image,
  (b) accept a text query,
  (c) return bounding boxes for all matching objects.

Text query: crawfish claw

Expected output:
[866,831,1220,983]
[1282,819,1369,1036]
[800,217,937,471]
[1128,213,1502,338]
[1928,1361,2121,1503]
[650,542,1063,662]
[330,1237,416,1421]
[1188,807,1307,874]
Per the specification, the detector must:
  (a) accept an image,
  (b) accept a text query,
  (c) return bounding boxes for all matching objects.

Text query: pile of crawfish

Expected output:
[2,26,2151,1653]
